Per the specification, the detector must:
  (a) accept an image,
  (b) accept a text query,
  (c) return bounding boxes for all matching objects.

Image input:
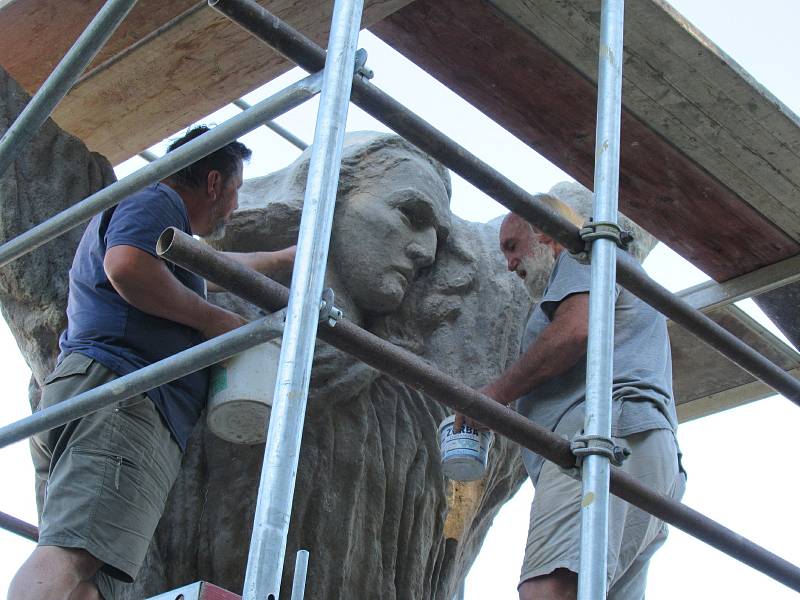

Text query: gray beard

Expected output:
[520,244,555,302]
[204,220,226,241]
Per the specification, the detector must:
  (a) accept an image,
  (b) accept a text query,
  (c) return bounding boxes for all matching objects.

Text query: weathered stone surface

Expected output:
[0,68,116,388]
[0,67,115,515]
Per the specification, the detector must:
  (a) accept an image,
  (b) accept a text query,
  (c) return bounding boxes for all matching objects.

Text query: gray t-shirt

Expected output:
[517,251,678,485]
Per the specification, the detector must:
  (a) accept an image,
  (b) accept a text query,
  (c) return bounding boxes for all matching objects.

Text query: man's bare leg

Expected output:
[519,568,578,600]
[8,546,102,600]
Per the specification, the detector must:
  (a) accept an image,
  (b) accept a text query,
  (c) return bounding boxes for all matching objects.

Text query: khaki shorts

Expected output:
[31,353,182,598]
[520,405,685,599]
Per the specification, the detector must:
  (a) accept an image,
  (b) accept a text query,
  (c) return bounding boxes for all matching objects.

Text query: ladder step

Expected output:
[146,581,241,600]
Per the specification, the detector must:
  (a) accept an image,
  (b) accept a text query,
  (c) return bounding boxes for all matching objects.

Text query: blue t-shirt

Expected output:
[59,183,208,450]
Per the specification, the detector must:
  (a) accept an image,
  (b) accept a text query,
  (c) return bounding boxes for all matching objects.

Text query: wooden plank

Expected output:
[677,366,800,422]
[486,0,800,243]
[670,304,800,420]
[0,0,199,92]
[0,0,413,164]
[372,0,800,281]
[622,1,800,240]
[676,254,800,313]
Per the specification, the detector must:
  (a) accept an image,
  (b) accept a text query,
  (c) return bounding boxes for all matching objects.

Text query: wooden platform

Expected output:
[0,0,412,164]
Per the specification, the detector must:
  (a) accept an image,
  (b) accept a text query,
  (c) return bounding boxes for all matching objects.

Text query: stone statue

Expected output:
[0,61,654,597]
[139,132,531,599]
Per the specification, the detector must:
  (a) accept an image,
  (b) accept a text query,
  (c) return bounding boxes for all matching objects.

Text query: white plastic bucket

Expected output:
[207,340,281,444]
[439,414,494,481]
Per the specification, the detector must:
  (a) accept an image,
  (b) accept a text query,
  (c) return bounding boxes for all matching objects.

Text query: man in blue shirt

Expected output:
[10,127,295,600]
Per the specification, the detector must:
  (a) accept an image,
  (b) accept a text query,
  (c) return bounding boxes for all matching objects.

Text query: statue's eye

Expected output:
[399,205,416,227]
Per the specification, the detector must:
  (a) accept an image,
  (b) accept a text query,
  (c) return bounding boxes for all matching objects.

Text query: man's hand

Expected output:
[199,308,247,340]
[211,245,297,292]
[453,382,508,433]
[276,244,297,268]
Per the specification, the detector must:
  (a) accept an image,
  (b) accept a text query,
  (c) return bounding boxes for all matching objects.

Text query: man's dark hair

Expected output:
[166,125,252,188]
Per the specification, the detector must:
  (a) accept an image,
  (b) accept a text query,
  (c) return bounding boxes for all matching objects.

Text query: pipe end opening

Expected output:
[156,227,177,257]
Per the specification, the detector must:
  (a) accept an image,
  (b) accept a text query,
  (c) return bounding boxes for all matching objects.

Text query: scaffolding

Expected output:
[0,0,799,598]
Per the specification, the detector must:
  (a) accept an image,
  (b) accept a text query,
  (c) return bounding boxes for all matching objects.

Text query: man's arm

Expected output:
[206,246,296,293]
[486,292,589,404]
[456,292,589,431]
[104,245,246,339]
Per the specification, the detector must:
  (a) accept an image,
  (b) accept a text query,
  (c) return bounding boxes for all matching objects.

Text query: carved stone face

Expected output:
[329,155,451,315]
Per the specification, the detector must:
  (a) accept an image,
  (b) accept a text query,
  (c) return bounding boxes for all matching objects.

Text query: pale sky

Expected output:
[1,1,799,598]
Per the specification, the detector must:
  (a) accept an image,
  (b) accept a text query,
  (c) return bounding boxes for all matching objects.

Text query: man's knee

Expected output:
[519,568,577,600]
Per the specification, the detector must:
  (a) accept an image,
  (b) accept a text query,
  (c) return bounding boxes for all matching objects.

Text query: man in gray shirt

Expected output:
[466,198,684,599]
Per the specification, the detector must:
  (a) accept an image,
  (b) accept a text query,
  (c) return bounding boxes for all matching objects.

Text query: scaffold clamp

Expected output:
[570,432,630,468]
[579,219,633,250]
[319,288,343,327]
[355,48,374,80]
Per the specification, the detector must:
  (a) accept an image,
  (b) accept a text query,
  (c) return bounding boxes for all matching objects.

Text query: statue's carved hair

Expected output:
[283,131,452,203]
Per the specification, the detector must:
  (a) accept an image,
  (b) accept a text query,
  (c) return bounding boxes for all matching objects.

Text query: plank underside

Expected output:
[372,0,800,282]
[671,304,800,421]
[0,0,413,164]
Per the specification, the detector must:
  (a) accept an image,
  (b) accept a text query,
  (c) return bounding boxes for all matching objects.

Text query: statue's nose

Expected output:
[407,242,434,268]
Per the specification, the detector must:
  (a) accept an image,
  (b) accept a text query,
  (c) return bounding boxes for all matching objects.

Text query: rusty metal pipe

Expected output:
[0,510,38,543]
[208,0,800,408]
[157,227,800,592]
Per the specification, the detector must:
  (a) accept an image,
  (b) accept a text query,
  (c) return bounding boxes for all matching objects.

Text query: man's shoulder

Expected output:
[112,184,188,228]
[120,183,182,209]
[543,252,590,296]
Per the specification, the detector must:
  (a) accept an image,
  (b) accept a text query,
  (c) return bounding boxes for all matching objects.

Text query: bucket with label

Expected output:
[207,340,281,444]
[438,414,494,481]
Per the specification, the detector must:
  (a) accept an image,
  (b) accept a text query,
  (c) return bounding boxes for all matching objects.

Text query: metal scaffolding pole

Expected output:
[139,149,159,162]
[0,313,286,450]
[232,99,309,150]
[579,0,624,596]
[0,0,138,177]
[290,550,310,600]
[234,0,364,596]
[0,73,322,270]
[157,228,800,593]
[209,0,800,408]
